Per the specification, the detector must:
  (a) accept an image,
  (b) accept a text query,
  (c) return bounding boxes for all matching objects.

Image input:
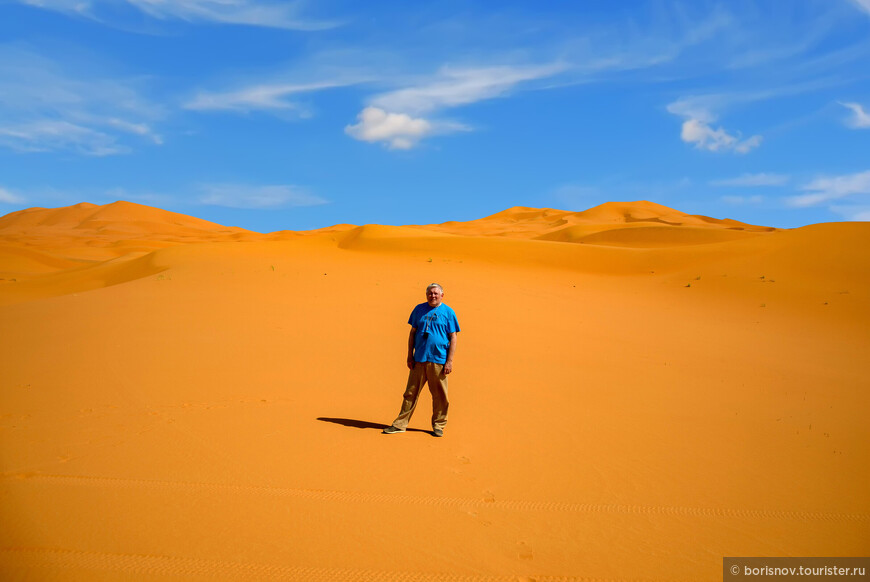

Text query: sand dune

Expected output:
[0,201,263,266]
[0,201,242,235]
[412,202,775,240]
[1,201,868,581]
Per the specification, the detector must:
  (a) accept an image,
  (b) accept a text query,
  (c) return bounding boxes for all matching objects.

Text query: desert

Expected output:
[1,200,868,581]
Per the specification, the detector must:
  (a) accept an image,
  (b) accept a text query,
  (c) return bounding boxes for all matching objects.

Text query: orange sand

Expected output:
[1,201,868,581]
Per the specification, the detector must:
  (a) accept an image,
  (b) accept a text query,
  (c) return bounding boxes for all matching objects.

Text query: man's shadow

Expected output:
[316,417,430,434]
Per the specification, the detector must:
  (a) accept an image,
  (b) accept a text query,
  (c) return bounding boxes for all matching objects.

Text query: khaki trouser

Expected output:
[391,361,449,431]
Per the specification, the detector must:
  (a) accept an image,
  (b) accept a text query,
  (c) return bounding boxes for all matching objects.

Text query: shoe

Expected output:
[432,428,444,437]
[382,426,405,434]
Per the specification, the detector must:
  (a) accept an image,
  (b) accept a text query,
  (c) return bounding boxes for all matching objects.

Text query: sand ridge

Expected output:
[1,200,868,580]
[409,201,775,240]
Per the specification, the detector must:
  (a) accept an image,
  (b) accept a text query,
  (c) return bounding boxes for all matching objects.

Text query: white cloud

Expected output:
[839,101,870,129]
[710,173,789,187]
[0,47,162,155]
[344,107,469,150]
[678,118,762,153]
[370,63,568,115]
[18,0,338,30]
[679,118,734,151]
[787,170,870,207]
[0,186,26,204]
[346,63,563,149]
[198,184,327,209]
[345,107,430,150]
[667,96,762,154]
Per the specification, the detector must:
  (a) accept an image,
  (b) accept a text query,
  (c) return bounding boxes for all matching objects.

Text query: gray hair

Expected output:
[426,283,443,292]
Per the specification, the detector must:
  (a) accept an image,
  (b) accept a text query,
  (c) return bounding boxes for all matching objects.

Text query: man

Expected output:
[383,283,460,437]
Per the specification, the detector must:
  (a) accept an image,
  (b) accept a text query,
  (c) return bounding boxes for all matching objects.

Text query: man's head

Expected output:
[426,283,444,307]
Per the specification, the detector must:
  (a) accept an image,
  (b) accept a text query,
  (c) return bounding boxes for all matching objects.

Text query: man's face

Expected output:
[426,286,444,307]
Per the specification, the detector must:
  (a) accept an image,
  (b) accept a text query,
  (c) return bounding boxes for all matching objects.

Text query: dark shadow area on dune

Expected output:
[316,417,430,434]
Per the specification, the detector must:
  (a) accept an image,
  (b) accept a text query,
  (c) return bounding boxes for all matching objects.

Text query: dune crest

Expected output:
[1,200,234,232]
[411,200,775,240]
[2,200,865,308]
[0,200,267,265]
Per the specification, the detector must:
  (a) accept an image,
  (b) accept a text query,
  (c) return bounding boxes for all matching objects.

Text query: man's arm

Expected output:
[444,332,457,374]
[407,327,416,369]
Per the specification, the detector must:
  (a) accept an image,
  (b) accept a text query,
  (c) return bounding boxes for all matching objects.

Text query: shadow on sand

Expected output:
[316,417,430,434]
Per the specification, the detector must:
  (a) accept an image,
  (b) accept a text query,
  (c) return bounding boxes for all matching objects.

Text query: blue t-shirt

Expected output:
[409,302,460,364]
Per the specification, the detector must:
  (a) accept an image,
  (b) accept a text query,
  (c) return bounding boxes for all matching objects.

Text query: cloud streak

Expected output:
[18,0,339,30]
[0,47,163,156]
[830,205,870,221]
[186,80,360,113]
[849,0,870,16]
[0,120,129,156]
[839,101,870,129]
[347,63,566,149]
[0,186,26,204]
[787,170,870,207]
[369,63,569,115]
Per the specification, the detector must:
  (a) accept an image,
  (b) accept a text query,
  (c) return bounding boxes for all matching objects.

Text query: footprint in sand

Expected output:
[516,541,534,561]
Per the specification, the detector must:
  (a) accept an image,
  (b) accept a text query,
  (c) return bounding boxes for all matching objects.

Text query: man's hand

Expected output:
[407,356,415,370]
[444,332,457,375]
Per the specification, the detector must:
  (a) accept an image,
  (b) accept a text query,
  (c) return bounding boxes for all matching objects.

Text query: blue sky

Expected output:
[1,0,869,232]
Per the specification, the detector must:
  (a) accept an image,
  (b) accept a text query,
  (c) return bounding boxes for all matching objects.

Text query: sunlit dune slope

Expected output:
[0,201,264,265]
[411,201,774,240]
[0,200,868,581]
[0,200,245,235]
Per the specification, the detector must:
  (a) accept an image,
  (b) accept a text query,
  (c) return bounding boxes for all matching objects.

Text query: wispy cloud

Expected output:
[17,0,339,31]
[849,0,870,16]
[710,173,790,187]
[0,46,163,155]
[787,170,870,207]
[839,101,870,128]
[184,52,570,151]
[369,63,569,115]
[667,97,762,154]
[185,80,359,114]
[0,186,26,204]
[0,120,129,156]
[347,63,566,149]
[683,119,761,153]
[198,183,328,209]
[830,205,870,221]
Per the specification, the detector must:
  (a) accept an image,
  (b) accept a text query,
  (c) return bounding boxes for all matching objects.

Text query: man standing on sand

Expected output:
[383,283,460,437]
